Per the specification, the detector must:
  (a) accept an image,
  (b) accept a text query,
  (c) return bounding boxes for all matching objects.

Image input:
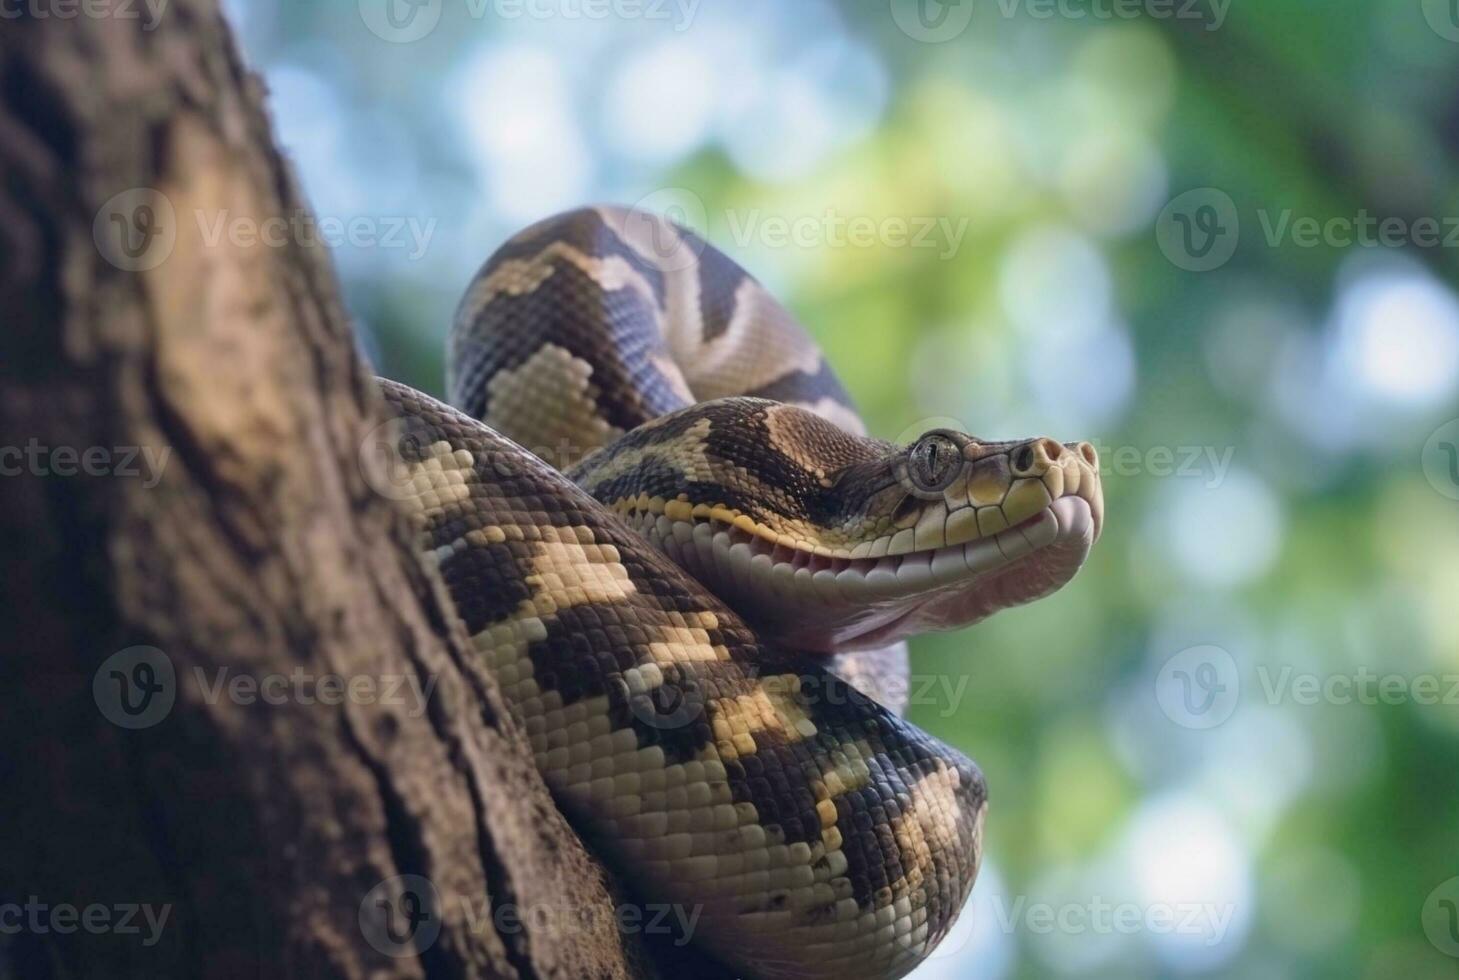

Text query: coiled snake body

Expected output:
[377,206,1103,979]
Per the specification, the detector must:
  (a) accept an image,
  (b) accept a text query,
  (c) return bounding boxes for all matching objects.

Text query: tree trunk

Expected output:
[0,4,659,977]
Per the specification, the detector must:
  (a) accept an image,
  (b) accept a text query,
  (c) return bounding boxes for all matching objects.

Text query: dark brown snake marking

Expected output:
[376,206,1103,978]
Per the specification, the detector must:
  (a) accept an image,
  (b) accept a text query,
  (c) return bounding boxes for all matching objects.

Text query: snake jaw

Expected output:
[825,494,1097,651]
[611,434,1102,654]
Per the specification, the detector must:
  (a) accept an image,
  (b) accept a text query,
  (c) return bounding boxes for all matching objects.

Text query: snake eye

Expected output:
[907,432,961,493]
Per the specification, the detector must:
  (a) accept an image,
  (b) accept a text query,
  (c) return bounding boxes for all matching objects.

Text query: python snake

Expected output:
[375,206,1103,979]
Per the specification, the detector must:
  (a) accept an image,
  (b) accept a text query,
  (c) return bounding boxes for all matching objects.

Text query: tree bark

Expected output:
[0,4,656,977]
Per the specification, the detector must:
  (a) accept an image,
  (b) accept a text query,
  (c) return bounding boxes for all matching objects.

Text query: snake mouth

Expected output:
[834,495,1096,650]
[646,493,1098,653]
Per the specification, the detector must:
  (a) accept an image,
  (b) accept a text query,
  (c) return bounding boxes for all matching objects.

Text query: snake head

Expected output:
[571,398,1103,654]
[806,426,1103,651]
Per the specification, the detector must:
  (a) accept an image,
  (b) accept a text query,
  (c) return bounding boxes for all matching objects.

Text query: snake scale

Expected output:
[375,206,1103,979]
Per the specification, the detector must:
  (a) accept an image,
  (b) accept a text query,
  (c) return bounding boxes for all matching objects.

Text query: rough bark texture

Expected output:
[0,5,657,978]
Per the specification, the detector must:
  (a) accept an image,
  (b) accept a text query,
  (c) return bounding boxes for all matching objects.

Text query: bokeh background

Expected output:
[227,1,1459,976]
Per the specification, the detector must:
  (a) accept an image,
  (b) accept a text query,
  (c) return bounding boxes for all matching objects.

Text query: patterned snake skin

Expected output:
[374,206,1103,979]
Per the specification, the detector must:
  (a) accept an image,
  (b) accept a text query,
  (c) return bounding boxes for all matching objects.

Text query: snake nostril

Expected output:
[1013,438,1062,474]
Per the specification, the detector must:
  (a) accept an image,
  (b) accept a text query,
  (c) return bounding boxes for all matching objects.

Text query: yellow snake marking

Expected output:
[704,675,817,762]
[523,535,637,608]
[466,238,662,311]
[388,440,471,517]
[890,768,969,898]
[585,417,716,487]
[483,343,624,457]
